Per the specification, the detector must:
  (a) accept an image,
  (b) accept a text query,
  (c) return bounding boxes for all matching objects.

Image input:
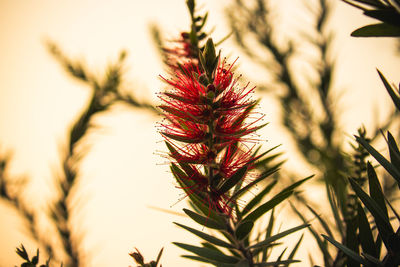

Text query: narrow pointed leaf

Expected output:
[173,242,240,264]
[253,260,300,266]
[174,222,233,248]
[387,132,400,174]
[351,23,400,37]
[171,164,224,223]
[322,235,370,266]
[242,180,277,215]
[364,9,400,26]
[356,135,400,183]
[243,190,292,223]
[235,221,254,241]
[231,164,280,201]
[182,255,236,267]
[305,204,334,239]
[349,179,394,246]
[288,234,304,260]
[218,166,248,194]
[367,163,389,220]
[249,224,309,249]
[290,203,333,264]
[183,209,225,230]
[377,70,400,111]
[155,247,164,266]
[357,203,378,258]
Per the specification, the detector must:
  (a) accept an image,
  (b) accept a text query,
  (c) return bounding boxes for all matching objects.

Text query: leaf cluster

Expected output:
[15,244,57,267]
[322,73,400,266]
[343,0,400,37]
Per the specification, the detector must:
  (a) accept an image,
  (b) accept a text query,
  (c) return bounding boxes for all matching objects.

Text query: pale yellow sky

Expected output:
[0,0,398,266]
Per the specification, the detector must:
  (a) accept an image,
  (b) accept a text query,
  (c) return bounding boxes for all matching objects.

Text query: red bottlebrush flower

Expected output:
[160,45,264,217]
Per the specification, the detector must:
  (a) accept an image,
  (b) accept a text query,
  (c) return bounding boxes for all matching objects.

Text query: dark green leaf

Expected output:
[241,180,277,215]
[253,260,300,266]
[367,163,389,220]
[351,23,400,37]
[235,259,250,267]
[357,203,378,258]
[155,247,163,267]
[235,221,254,241]
[243,190,293,223]
[182,255,237,267]
[356,135,400,184]
[183,209,225,230]
[322,235,370,266]
[218,166,248,194]
[174,242,240,264]
[231,164,280,201]
[248,224,309,249]
[174,222,234,248]
[290,203,333,264]
[277,176,313,197]
[345,216,360,267]
[288,234,304,260]
[387,132,400,179]
[364,9,400,27]
[349,179,394,247]
[171,164,224,223]
[377,70,400,112]
[305,204,334,239]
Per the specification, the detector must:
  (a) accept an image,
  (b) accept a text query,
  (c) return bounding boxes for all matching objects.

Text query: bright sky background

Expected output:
[0,0,398,266]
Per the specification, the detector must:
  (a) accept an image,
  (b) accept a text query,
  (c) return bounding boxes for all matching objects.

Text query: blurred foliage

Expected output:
[1,42,158,266]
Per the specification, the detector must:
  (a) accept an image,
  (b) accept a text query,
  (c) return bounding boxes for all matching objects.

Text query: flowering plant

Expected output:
[4,0,400,266]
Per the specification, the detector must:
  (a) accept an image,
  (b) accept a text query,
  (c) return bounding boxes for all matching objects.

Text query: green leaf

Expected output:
[155,247,164,267]
[322,235,371,266]
[348,179,394,247]
[276,176,313,197]
[230,164,280,201]
[218,166,248,194]
[171,164,224,223]
[364,9,400,27]
[241,180,277,215]
[356,203,378,258]
[290,203,333,264]
[345,215,360,267]
[288,234,304,260]
[174,242,240,264]
[186,0,195,16]
[174,222,234,248]
[235,221,254,241]
[243,190,292,223]
[183,209,225,230]
[235,259,250,267]
[367,163,389,220]
[253,260,300,266]
[248,224,309,249]
[356,135,400,184]
[387,132,400,176]
[377,70,400,112]
[305,204,334,239]
[182,255,236,267]
[351,23,400,37]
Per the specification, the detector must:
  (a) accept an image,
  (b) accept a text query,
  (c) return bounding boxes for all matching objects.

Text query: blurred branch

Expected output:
[0,151,54,259]
[46,41,159,115]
